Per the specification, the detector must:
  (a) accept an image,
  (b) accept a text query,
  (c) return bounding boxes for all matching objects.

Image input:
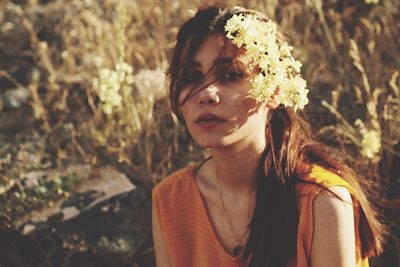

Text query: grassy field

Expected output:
[0,0,399,265]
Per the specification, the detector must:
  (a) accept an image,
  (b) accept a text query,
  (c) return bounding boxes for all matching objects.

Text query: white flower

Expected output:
[251,73,275,101]
[93,61,134,114]
[279,43,293,58]
[279,76,308,111]
[224,14,309,110]
[355,119,381,159]
[361,130,381,158]
[364,0,379,4]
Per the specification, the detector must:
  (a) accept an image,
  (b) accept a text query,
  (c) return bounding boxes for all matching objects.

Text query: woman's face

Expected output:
[178,35,272,149]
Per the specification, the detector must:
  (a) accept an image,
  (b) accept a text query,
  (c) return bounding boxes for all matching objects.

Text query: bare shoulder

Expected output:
[313,186,355,236]
[310,186,356,267]
[314,186,353,209]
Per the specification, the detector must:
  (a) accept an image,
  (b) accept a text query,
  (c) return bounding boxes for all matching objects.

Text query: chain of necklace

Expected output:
[216,176,256,257]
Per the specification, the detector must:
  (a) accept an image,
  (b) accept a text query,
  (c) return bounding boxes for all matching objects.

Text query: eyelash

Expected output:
[181,71,202,85]
[181,69,245,85]
[219,70,244,83]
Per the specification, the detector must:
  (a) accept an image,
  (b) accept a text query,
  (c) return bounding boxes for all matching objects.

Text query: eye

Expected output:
[219,69,244,83]
[181,70,202,85]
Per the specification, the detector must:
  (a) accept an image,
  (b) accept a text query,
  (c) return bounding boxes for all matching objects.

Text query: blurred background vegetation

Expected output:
[0,0,399,266]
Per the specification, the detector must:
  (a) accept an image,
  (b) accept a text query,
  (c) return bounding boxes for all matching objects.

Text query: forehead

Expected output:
[189,35,248,67]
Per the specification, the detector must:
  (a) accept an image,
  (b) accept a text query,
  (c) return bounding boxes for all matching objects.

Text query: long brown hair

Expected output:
[167,5,387,267]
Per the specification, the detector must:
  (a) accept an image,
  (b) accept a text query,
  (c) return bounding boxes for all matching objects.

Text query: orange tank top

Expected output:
[152,164,369,267]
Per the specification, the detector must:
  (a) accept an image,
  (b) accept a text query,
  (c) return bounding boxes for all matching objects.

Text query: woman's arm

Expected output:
[152,204,172,267]
[310,186,357,267]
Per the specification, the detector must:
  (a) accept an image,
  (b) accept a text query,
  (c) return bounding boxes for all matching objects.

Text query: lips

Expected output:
[195,113,225,129]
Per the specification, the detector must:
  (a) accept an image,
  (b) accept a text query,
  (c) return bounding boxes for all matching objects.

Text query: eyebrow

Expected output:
[185,57,234,68]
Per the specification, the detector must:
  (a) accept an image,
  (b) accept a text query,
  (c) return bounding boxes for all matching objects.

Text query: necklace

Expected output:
[216,177,255,257]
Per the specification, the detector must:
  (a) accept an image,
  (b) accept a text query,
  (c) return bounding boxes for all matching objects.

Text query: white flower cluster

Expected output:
[355,119,381,159]
[93,62,134,114]
[364,0,379,4]
[225,14,309,110]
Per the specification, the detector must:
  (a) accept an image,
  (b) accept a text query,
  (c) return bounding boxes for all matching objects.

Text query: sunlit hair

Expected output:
[167,5,387,267]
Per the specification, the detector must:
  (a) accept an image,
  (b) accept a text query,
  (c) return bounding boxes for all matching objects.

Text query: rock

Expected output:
[14,164,129,227]
[1,165,152,267]
[25,187,151,267]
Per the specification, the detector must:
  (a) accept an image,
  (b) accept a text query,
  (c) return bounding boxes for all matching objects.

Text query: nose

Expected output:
[197,83,220,105]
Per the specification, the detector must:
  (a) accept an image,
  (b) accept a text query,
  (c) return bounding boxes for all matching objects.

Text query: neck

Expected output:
[209,134,266,196]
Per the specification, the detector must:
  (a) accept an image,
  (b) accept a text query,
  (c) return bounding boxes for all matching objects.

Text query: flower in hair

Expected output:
[225,14,309,110]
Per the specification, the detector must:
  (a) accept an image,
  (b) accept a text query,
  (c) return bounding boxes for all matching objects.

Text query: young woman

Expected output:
[152,5,387,267]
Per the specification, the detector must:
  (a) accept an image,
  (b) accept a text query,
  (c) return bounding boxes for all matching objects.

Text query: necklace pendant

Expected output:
[233,244,242,256]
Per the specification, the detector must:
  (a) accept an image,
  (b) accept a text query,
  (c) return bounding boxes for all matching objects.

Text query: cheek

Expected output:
[242,96,259,111]
[235,95,269,126]
[178,88,190,104]
[175,90,190,120]
[237,94,262,116]
[179,100,193,125]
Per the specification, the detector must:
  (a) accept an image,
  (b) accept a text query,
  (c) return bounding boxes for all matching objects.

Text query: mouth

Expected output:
[195,113,225,128]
